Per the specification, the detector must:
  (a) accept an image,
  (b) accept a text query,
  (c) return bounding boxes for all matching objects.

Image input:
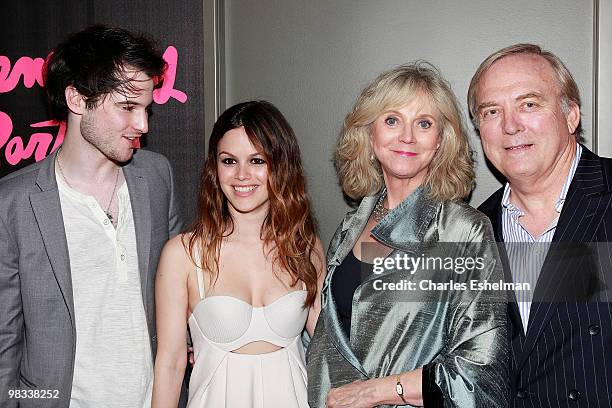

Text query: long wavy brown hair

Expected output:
[186,100,320,307]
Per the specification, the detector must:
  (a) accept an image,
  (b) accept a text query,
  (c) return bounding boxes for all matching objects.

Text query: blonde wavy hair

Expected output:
[336,61,474,201]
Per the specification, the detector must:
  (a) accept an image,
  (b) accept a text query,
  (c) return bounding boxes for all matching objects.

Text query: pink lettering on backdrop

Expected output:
[154,46,188,104]
[0,45,187,168]
[0,112,65,165]
[0,56,45,93]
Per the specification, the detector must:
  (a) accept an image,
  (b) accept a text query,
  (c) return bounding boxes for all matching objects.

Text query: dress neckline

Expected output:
[190,289,307,318]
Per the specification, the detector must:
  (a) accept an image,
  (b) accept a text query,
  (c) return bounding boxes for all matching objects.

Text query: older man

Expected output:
[469,43,611,407]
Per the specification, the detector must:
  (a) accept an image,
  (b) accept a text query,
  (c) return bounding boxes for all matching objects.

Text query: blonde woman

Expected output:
[307,63,509,408]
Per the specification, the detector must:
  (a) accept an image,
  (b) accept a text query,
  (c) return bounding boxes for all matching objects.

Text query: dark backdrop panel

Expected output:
[0,0,204,223]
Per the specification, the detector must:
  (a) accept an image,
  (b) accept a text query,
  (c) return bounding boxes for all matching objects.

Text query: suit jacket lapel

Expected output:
[123,165,152,310]
[520,147,610,367]
[481,191,505,243]
[478,190,526,362]
[30,151,75,327]
[553,148,607,242]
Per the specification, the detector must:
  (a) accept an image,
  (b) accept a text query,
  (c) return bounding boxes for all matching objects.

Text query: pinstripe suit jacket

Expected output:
[479,146,612,407]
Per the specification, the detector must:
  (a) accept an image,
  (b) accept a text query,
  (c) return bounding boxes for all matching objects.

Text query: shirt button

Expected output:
[588,324,600,336]
[103,219,109,225]
[516,389,527,399]
[120,254,126,261]
[89,202,96,208]
[568,389,581,401]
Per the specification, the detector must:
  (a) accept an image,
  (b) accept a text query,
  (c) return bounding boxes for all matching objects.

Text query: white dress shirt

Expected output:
[502,144,582,331]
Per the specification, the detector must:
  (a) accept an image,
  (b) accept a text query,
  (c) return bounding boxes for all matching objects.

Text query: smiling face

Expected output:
[475,53,580,183]
[79,70,154,163]
[217,126,270,216]
[370,94,441,188]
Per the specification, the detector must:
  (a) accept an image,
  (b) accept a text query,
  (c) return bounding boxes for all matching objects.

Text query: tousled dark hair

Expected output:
[186,100,321,307]
[43,25,167,121]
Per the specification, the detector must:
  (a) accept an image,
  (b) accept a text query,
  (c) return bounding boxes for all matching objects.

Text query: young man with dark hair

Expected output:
[0,25,183,407]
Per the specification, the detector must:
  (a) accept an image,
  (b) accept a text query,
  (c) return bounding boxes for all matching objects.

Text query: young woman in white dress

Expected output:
[152,100,325,408]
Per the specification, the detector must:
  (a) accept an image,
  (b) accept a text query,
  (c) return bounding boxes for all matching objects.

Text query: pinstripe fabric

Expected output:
[502,145,582,330]
[479,145,612,408]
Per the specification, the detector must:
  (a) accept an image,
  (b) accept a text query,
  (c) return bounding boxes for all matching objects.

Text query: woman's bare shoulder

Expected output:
[158,233,194,275]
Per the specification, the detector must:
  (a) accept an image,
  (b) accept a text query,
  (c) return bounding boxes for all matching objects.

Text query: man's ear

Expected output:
[565,101,580,135]
[65,86,87,115]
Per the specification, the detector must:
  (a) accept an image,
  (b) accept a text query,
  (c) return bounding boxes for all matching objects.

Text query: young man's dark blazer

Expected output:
[478,145,612,407]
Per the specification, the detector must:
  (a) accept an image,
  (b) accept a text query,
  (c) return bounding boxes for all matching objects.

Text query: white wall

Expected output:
[222,0,594,245]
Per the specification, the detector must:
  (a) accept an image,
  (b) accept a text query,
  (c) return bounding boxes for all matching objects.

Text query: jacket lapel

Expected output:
[479,189,505,243]
[322,194,378,378]
[123,165,152,307]
[322,188,439,377]
[478,191,526,359]
[520,147,610,367]
[553,148,608,242]
[30,151,75,327]
[369,188,438,251]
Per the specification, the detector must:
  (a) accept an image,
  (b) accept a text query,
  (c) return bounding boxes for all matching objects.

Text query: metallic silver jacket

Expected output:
[307,188,510,407]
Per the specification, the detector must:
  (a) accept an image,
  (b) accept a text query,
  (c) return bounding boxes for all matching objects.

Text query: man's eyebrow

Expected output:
[516,92,544,100]
[476,92,547,112]
[115,100,146,106]
[476,101,497,113]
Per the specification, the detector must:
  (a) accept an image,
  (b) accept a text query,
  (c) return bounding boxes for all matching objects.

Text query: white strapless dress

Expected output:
[187,266,309,408]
